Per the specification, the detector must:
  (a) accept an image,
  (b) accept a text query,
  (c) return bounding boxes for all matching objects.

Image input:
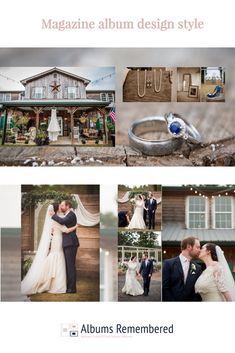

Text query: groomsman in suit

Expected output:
[145,192,157,229]
[162,236,202,301]
[139,253,154,296]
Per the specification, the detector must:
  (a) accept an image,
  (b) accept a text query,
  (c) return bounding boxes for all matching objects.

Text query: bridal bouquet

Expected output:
[129,198,135,206]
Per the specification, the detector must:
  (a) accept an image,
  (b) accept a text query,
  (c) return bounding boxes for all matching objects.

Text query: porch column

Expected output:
[67,107,79,145]
[1,109,7,145]
[32,107,44,130]
[97,108,108,144]
[122,246,124,263]
[155,249,158,264]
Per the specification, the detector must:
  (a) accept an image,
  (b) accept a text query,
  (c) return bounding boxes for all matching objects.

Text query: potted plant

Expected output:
[107,121,115,146]
[12,114,30,134]
[34,130,50,146]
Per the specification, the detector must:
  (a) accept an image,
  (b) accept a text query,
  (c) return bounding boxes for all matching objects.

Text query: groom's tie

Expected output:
[182,258,190,283]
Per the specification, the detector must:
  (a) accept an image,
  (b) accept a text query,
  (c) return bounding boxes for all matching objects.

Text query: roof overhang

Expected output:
[20,67,91,86]
[0,99,111,108]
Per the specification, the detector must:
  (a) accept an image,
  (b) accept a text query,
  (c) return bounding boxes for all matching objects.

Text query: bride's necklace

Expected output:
[137,69,147,97]
[153,68,162,93]
[137,68,163,97]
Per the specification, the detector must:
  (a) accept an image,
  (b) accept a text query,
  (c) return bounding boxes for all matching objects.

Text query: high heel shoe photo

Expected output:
[207,85,223,98]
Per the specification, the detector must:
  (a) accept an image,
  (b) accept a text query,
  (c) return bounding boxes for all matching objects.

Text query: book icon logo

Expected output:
[61,323,79,337]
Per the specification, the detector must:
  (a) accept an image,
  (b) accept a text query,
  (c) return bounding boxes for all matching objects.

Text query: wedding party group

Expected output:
[118,192,158,230]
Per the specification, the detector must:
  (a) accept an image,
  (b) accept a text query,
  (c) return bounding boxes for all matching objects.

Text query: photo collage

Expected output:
[1,184,235,302]
[0,48,234,167]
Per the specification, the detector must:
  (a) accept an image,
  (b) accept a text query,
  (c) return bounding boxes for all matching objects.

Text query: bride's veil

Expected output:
[72,194,100,226]
[21,204,53,294]
[216,245,235,301]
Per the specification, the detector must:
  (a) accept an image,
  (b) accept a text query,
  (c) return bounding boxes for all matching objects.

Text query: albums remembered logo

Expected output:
[61,323,174,337]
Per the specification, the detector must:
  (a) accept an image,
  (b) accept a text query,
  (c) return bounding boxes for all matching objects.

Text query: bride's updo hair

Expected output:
[205,243,218,261]
[52,202,59,213]
[131,255,136,261]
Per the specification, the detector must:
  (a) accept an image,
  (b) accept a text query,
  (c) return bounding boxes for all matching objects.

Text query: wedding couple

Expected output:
[163,236,235,302]
[127,192,157,230]
[21,200,80,295]
[122,253,153,296]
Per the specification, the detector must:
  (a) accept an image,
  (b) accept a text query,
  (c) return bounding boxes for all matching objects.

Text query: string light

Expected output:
[0,72,21,84]
[0,71,115,87]
[90,72,115,86]
[188,185,235,198]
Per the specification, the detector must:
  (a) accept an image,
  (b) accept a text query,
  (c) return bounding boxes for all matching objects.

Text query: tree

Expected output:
[100,212,116,228]
[137,231,159,247]
[118,231,159,247]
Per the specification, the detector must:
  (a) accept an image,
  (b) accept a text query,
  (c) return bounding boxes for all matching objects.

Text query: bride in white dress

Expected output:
[122,256,144,296]
[127,195,146,229]
[195,243,235,301]
[21,203,77,295]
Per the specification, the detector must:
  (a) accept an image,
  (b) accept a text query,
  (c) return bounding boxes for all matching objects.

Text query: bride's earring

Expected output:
[146,70,152,88]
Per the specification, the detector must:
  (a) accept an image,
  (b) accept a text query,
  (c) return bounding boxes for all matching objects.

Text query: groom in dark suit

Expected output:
[145,192,157,229]
[139,253,154,296]
[51,200,79,293]
[163,236,202,301]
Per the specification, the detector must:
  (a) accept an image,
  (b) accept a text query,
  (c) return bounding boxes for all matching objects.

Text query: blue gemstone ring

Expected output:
[128,113,201,156]
[165,112,201,144]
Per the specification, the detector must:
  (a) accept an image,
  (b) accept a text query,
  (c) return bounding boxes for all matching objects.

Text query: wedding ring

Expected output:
[128,114,201,156]
[165,112,202,145]
[128,116,184,156]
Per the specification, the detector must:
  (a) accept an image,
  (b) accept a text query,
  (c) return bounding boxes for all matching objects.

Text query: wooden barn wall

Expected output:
[24,72,87,100]
[162,192,186,224]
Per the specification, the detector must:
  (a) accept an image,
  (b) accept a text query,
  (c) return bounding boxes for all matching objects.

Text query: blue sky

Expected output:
[0,66,115,91]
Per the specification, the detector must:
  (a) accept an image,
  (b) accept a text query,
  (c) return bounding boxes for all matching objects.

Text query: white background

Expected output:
[0,0,235,351]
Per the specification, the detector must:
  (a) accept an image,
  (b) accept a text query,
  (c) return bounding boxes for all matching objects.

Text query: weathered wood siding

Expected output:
[162,192,186,225]
[24,72,87,100]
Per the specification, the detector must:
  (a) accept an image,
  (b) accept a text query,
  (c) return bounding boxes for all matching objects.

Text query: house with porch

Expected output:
[162,185,235,278]
[0,67,115,146]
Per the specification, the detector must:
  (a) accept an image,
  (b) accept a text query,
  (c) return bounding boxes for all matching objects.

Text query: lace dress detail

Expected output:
[195,263,228,301]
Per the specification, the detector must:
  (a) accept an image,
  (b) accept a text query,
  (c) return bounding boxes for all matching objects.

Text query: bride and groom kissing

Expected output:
[125,192,157,230]
[163,236,235,302]
[21,200,79,295]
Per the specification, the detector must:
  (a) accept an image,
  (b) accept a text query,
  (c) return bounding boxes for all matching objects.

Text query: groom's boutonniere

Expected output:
[190,263,196,275]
